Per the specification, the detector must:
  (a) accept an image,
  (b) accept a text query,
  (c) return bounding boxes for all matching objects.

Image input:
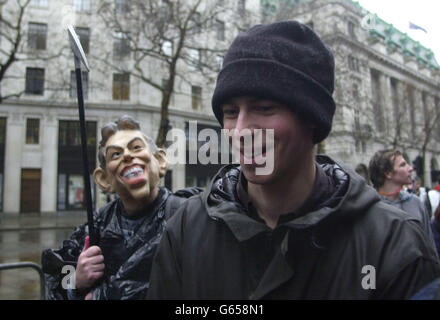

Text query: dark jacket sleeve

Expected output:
[147,202,187,300]
[375,219,440,299]
[41,223,87,300]
[377,257,440,300]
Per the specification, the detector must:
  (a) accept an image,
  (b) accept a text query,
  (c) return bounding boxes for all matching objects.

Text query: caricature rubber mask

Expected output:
[93,130,168,212]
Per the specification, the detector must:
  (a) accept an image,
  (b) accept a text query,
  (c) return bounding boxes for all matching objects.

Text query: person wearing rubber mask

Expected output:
[42,115,200,300]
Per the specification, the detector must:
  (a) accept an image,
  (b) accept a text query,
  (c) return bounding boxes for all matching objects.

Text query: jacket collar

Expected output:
[100,188,171,241]
[203,156,379,242]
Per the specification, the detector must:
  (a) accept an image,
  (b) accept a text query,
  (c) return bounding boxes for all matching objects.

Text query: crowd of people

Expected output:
[41,20,440,300]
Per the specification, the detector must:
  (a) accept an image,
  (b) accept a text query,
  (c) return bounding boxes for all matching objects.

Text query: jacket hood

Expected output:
[202,155,381,241]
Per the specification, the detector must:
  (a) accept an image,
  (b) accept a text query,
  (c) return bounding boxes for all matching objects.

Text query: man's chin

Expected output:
[241,164,274,185]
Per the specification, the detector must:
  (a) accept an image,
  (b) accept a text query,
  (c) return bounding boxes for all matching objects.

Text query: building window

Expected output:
[162,39,173,57]
[0,118,6,146]
[113,31,130,59]
[216,55,223,71]
[216,20,225,41]
[113,73,130,101]
[370,70,385,133]
[191,85,202,110]
[58,120,96,147]
[70,71,89,99]
[28,22,47,50]
[407,85,416,139]
[58,120,96,210]
[25,67,45,95]
[191,12,201,33]
[25,118,40,144]
[74,0,91,11]
[30,0,48,7]
[159,2,172,23]
[435,97,440,142]
[348,56,360,72]
[189,49,201,69]
[348,20,357,39]
[115,0,129,14]
[390,78,401,138]
[0,118,6,212]
[75,27,90,54]
[238,0,246,16]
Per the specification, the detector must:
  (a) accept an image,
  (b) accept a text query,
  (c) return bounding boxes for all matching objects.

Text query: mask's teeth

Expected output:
[123,166,143,178]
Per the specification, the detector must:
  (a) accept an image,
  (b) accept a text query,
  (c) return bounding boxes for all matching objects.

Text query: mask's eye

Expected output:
[132,144,142,151]
[110,151,121,159]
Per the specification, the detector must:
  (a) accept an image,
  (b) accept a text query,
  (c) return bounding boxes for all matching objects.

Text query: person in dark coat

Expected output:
[368,149,434,245]
[42,115,200,300]
[431,205,440,259]
[147,21,440,300]
[411,205,440,300]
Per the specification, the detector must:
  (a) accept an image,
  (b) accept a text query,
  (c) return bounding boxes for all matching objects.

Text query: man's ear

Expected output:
[154,148,169,178]
[384,171,393,180]
[93,167,114,193]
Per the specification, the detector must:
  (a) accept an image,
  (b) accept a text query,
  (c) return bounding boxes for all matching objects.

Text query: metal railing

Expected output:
[0,262,46,300]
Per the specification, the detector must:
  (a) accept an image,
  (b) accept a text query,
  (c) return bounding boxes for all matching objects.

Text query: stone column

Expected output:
[40,114,58,212]
[169,118,186,191]
[3,113,23,213]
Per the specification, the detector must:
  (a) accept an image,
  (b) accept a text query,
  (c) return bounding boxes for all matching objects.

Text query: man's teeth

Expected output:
[123,167,143,179]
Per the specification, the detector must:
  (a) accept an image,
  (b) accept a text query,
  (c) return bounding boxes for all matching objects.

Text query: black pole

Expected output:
[75,65,96,245]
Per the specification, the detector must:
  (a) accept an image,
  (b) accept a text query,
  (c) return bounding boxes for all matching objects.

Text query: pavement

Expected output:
[0,211,87,231]
[0,211,88,299]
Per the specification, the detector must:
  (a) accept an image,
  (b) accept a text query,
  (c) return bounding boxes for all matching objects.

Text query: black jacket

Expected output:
[147,156,440,299]
[41,187,200,300]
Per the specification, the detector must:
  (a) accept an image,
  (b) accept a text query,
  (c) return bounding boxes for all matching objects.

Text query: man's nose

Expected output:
[235,109,257,132]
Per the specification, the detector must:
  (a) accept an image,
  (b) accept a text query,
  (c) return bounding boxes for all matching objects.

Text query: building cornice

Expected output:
[3,99,218,124]
[325,34,440,90]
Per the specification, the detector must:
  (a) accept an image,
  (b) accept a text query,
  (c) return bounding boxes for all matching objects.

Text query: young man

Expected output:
[42,115,200,300]
[427,176,440,217]
[147,21,440,299]
[368,150,433,241]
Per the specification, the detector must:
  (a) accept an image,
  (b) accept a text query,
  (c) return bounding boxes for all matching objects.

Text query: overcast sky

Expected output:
[356,0,440,64]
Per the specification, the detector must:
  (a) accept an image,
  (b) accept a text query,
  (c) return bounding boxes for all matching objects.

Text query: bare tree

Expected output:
[96,0,250,147]
[0,0,70,103]
[416,93,440,184]
[0,0,30,102]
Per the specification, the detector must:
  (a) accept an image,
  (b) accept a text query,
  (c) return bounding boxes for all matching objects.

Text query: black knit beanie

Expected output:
[211,21,336,144]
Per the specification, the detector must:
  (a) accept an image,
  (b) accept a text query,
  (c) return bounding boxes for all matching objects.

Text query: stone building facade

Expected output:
[263,0,440,186]
[0,0,261,213]
[1,0,439,214]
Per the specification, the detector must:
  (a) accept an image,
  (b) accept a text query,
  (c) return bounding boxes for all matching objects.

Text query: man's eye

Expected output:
[223,108,238,117]
[257,105,274,112]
